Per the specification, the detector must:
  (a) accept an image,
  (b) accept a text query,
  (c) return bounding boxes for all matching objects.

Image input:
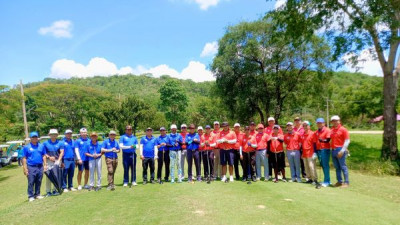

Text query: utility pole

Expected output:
[20,80,29,139]
[326,98,329,127]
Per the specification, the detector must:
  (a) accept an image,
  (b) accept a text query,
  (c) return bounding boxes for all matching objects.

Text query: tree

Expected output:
[211,16,331,124]
[158,79,188,124]
[278,0,399,162]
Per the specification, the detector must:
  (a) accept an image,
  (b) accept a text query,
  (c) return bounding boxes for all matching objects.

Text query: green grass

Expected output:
[0,134,399,225]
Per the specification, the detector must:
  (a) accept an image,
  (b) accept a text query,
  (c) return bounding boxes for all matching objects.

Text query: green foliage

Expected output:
[158,79,188,124]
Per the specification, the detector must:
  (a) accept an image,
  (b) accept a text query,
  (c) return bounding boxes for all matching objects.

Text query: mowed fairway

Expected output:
[0,134,399,225]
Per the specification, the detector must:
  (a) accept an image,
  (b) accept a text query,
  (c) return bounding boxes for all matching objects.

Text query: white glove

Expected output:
[54,160,60,166]
[312,153,317,160]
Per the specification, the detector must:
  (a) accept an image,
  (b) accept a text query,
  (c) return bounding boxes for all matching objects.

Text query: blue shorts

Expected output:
[220,149,234,166]
[78,160,89,171]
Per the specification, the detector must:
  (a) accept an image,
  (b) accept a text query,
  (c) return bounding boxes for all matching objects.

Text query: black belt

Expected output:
[257,149,266,151]
[64,158,74,160]
[28,164,43,167]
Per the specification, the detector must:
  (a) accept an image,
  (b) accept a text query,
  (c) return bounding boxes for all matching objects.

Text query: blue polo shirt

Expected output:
[75,138,90,161]
[156,134,170,151]
[60,138,75,159]
[140,136,157,158]
[168,133,183,151]
[43,139,62,160]
[102,139,120,159]
[120,134,138,153]
[22,143,45,166]
[86,141,102,161]
[186,133,200,150]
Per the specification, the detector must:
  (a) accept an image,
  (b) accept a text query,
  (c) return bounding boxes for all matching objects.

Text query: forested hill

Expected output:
[0,71,386,141]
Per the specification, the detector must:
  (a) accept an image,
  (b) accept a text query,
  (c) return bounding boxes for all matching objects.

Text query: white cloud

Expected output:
[343,49,383,76]
[38,20,73,38]
[200,41,218,57]
[194,0,221,10]
[274,0,286,9]
[50,57,133,78]
[49,57,215,82]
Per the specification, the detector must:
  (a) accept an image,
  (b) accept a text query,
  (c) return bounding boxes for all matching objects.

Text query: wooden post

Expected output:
[20,80,29,139]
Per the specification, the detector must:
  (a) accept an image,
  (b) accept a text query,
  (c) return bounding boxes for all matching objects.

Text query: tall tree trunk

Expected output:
[382,70,399,161]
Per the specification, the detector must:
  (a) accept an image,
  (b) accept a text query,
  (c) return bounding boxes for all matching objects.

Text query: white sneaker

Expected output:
[132,182,137,186]
[123,183,128,187]
[256,177,260,181]
[63,189,69,193]
[229,176,234,182]
[83,185,90,189]
[77,185,82,190]
[70,188,77,191]
[221,176,227,182]
[29,197,35,202]
[35,195,44,200]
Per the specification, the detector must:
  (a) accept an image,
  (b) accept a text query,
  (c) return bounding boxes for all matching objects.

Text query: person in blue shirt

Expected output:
[186,124,201,183]
[22,132,47,202]
[119,125,138,187]
[74,128,90,190]
[168,124,183,183]
[101,130,120,191]
[60,129,77,192]
[43,129,64,197]
[140,127,158,185]
[86,132,103,191]
[156,127,170,184]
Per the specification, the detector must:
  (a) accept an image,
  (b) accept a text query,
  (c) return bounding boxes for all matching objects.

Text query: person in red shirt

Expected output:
[233,123,245,181]
[216,122,237,182]
[254,124,270,181]
[264,117,283,178]
[268,125,286,183]
[314,118,331,187]
[200,125,216,183]
[293,117,306,179]
[284,122,302,182]
[211,121,221,180]
[300,121,321,189]
[330,115,350,188]
[240,126,257,184]
[179,124,188,181]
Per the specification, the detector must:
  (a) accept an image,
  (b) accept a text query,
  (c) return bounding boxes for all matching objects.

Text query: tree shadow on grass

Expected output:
[347,141,381,165]
[0,164,19,171]
[0,175,10,183]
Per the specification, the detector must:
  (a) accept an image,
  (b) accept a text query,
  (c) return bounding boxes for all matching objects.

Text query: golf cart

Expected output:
[6,141,25,162]
[0,144,11,167]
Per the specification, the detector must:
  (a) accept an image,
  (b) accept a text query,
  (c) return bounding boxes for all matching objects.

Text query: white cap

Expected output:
[268,117,275,122]
[64,129,73,134]
[109,130,117,135]
[234,123,240,127]
[331,115,340,121]
[286,122,293,126]
[197,126,203,130]
[213,121,220,125]
[303,121,311,126]
[171,124,177,129]
[80,128,87,133]
[49,129,58,135]
[181,124,187,128]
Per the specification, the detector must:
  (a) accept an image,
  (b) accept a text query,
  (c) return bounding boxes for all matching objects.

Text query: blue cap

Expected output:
[29,132,39,138]
[205,125,211,129]
[316,118,325,123]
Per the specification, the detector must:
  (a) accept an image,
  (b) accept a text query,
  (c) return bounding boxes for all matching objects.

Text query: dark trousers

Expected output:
[142,157,155,181]
[18,158,22,166]
[300,150,306,177]
[157,150,170,180]
[27,165,43,199]
[62,159,75,189]
[243,152,256,179]
[202,150,214,178]
[187,150,201,180]
[123,152,137,183]
[233,150,244,179]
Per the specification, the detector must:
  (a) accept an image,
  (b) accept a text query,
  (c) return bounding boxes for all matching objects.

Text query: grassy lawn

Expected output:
[0,134,399,225]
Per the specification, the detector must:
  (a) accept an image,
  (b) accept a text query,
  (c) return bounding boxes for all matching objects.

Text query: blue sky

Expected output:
[0,0,275,86]
[0,0,382,87]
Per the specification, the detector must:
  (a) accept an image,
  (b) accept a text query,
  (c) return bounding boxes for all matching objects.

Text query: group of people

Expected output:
[21,115,350,202]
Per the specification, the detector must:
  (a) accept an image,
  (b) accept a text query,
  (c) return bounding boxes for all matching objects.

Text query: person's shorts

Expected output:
[220,149,234,166]
[78,160,89,171]
[270,152,285,170]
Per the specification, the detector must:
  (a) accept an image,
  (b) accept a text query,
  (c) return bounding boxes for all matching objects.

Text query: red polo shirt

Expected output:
[284,132,300,150]
[330,124,350,148]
